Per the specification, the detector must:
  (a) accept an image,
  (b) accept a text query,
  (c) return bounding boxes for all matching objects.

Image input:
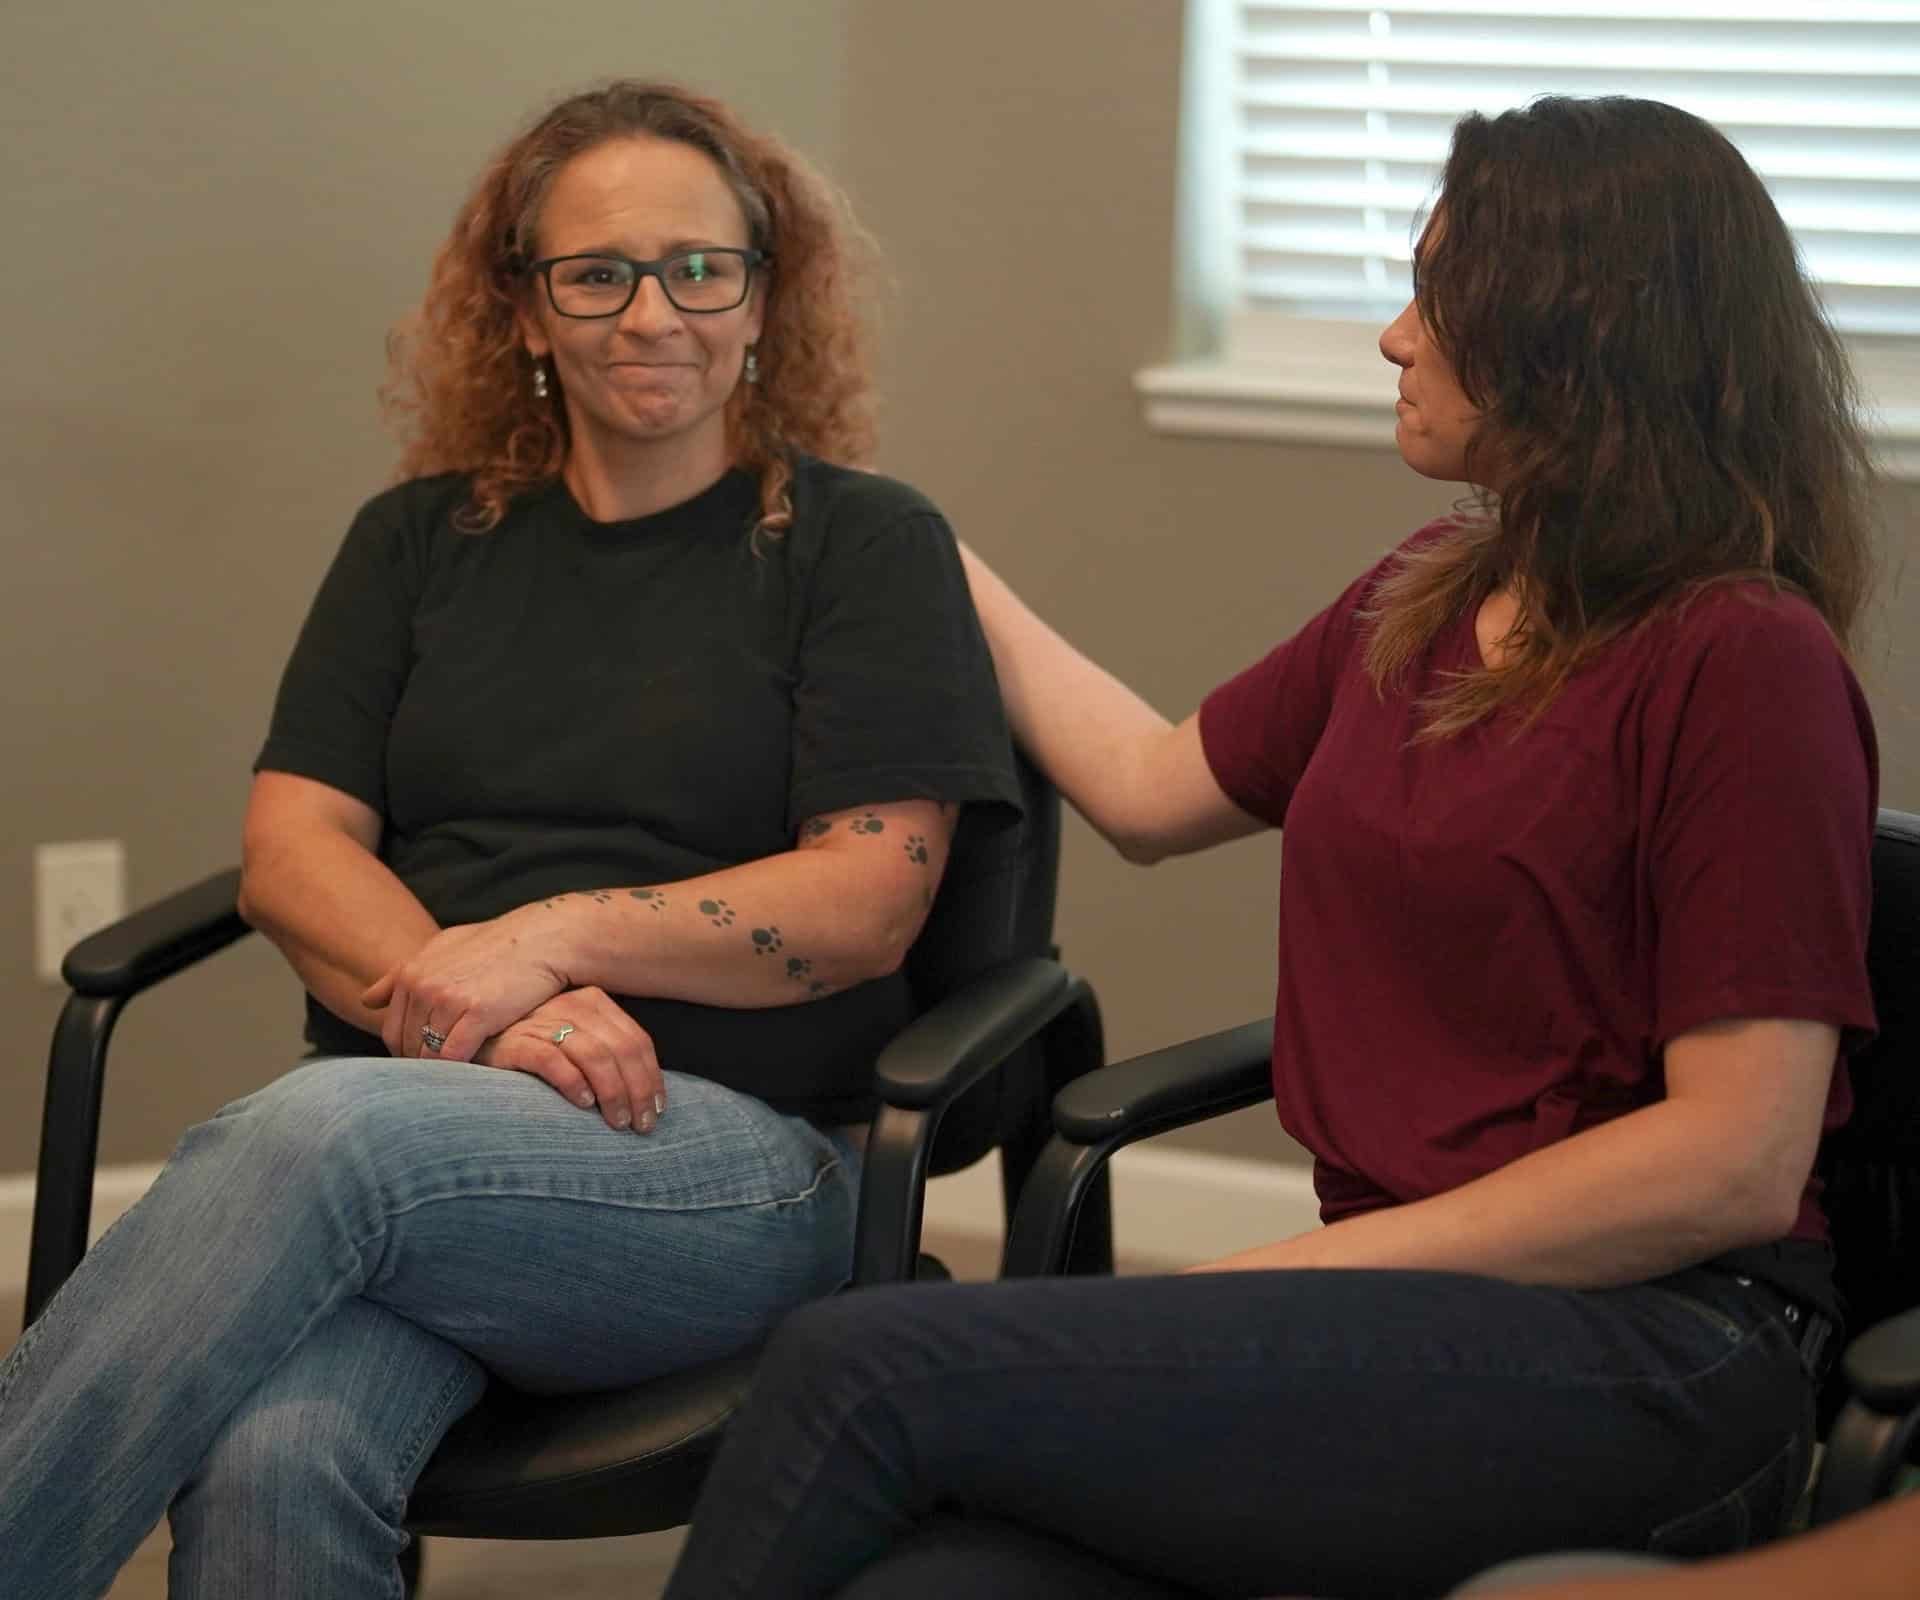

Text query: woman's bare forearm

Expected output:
[239,825,439,1033]
[512,800,954,1009]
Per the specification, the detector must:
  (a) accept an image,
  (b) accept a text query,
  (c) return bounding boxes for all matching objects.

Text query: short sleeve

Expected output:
[254,489,425,815]
[1649,593,1879,1049]
[786,504,1021,831]
[1198,556,1384,828]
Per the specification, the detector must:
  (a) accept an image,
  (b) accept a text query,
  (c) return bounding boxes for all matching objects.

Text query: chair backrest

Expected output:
[1820,807,1920,1369]
[903,749,1063,1177]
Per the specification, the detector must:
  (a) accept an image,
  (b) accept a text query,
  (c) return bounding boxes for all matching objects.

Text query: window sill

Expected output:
[1136,358,1920,483]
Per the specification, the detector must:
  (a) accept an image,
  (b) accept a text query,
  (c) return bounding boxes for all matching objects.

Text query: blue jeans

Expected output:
[664,1264,1816,1598]
[0,1058,860,1600]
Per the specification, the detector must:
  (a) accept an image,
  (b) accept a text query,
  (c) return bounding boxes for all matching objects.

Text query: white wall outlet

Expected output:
[35,839,127,984]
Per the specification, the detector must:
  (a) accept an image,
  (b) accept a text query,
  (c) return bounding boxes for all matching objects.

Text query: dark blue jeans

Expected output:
[663,1264,1815,1599]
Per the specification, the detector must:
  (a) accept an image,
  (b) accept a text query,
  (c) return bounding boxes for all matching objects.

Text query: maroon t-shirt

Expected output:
[1199,523,1877,1248]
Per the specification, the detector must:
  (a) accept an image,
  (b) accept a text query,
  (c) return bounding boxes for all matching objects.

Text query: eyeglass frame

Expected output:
[523,248,774,318]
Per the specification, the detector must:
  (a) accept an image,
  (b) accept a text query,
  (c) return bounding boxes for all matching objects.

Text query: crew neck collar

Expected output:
[543,465,759,541]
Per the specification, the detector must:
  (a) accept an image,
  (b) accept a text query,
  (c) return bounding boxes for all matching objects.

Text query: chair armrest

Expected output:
[26,867,253,1326]
[853,958,1082,1286]
[1051,1017,1275,1143]
[1812,1304,1920,1525]
[871,957,1073,1109]
[1001,1018,1275,1278]
[1845,1304,1920,1413]
[62,866,250,997]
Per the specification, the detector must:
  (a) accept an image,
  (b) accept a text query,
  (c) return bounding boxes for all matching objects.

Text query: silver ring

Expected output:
[419,1025,447,1053]
[550,1023,576,1045]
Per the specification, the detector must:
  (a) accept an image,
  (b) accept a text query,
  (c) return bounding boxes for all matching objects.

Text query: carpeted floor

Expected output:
[4,1227,1009,1599]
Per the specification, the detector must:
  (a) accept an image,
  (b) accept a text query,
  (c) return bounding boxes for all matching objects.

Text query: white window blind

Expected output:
[1223,1,1920,338]
[1143,1,1920,467]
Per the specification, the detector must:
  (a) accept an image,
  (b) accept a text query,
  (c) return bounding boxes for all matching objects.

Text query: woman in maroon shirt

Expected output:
[662,96,1881,1599]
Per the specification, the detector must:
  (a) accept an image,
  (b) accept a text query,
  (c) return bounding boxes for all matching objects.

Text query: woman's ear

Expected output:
[515,302,551,363]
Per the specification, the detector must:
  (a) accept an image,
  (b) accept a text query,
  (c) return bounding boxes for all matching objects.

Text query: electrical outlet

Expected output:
[35,839,127,983]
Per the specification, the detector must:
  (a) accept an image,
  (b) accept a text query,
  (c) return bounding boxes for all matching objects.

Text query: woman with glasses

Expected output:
[0,81,1019,1598]
[662,96,1881,1598]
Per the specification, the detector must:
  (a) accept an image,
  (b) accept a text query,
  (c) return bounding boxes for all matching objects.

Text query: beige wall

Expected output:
[5,3,1913,1176]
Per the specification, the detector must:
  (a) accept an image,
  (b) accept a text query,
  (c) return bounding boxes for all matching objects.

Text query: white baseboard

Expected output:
[1,1148,1320,1300]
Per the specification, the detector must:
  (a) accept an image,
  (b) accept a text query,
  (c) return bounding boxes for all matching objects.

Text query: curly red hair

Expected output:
[383,81,878,533]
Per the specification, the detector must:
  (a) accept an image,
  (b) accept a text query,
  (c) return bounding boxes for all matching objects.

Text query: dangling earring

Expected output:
[532,361,550,400]
[743,345,760,386]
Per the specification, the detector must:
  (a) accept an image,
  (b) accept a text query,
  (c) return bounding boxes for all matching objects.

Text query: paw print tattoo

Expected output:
[629,888,668,912]
[809,980,831,996]
[751,926,784,954]
[904,834,929,865]
[850,812,886,835]
[801,818,833,841]
[786,956,813,979]
[590,891,612,904]
[700,898,736,927]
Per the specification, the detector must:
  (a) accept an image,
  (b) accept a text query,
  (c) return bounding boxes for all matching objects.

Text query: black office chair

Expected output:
[1004,806,1920,1531]
[25,751,1112,1568]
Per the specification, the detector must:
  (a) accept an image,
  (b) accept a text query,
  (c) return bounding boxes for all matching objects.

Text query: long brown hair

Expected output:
[1363,96,1877,736]
[382,80,878,533]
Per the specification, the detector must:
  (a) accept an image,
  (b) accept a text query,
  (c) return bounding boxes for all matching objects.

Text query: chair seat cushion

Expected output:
[406,1347,758,1539]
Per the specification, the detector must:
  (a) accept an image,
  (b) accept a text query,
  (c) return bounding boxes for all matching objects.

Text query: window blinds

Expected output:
[1228,1,1920,336]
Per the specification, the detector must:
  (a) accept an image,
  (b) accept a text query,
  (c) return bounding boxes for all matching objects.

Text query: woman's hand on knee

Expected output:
[362,914,569,1063]
[474,987,668,1134]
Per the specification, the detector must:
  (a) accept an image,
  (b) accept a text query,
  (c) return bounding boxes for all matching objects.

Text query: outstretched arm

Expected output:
[958,541,1263,863]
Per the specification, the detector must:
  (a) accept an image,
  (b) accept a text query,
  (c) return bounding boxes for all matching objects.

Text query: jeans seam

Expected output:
[375,1158,845,1221]
[378,1352,482,1594]
[357,1162,847,1300]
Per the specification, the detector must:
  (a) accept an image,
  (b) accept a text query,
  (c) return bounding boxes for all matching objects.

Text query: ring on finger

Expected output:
[550,1022,576,1045]
[420,1024,448,1053]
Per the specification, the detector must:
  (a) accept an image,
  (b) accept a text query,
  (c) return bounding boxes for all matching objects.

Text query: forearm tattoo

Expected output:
[783,953,831,996]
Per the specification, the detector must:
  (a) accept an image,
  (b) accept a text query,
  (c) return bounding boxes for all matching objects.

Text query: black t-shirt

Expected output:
[256,456,1022,1121]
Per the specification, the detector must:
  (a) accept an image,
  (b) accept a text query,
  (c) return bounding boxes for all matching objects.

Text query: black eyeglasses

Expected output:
[526,249,771,317]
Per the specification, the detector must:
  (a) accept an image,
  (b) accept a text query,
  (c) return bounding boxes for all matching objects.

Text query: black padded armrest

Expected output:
[1843,1304,1920,1413]
[1051,1017,1275,1144]
[871,958,1073,1109]
[61,867,249,997]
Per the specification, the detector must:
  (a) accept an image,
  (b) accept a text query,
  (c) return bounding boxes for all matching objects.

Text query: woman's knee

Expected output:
[190,1058,438,1184]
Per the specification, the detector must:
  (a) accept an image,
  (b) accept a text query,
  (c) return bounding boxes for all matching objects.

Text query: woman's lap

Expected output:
[666,1266,1814,1599]
[0,1056,858,1599]
[261,1058,863,1388]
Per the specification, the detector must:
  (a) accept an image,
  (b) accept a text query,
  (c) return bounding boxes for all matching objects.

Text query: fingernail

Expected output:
[638,1110,656,1133]
[612,1108,631,1129]
[654,1093,666,1117]
[577,1091,595,1108]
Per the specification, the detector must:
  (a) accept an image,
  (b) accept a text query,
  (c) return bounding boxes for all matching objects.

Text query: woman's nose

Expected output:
[1379,301,1417,366]
[620,275,683,337]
